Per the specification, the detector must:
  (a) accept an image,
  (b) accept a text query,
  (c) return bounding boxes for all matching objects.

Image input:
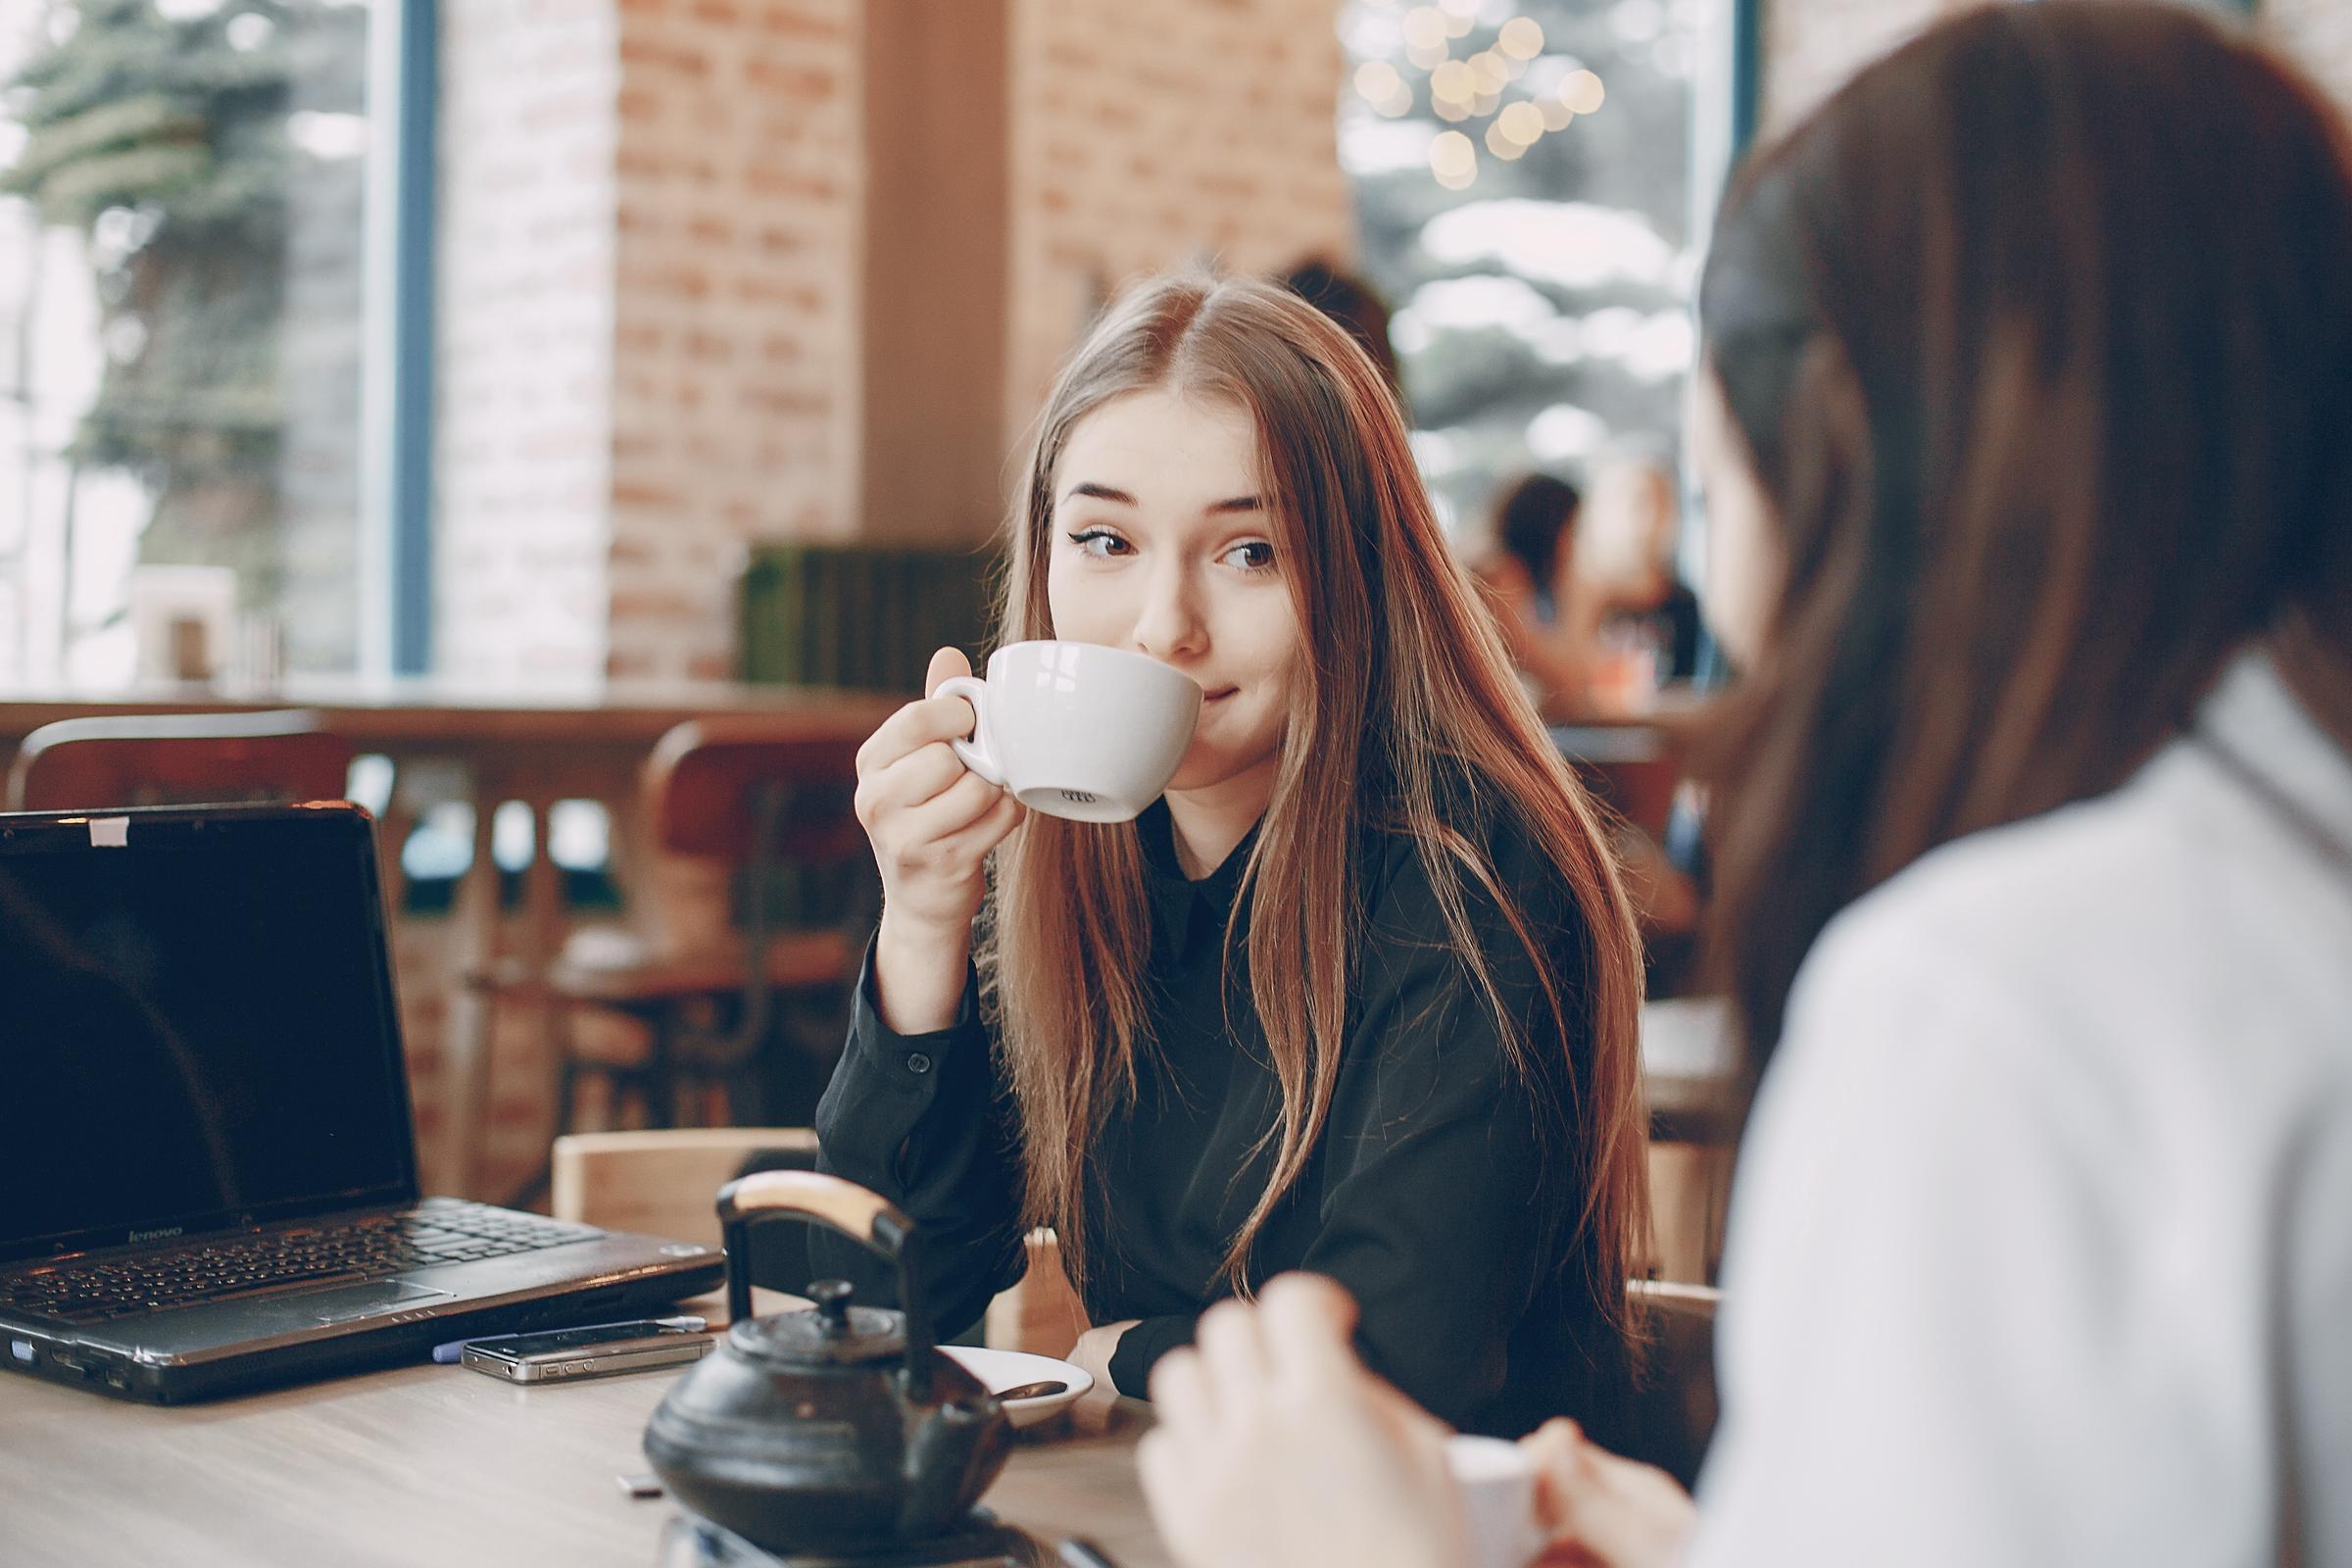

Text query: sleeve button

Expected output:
[906,1052,934,1076]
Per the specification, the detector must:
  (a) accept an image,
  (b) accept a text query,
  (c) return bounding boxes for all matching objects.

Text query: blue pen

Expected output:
[430,1314,706,1364]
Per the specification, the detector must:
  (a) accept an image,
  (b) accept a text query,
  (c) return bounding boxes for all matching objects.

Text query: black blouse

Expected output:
[812,800,1633,1442]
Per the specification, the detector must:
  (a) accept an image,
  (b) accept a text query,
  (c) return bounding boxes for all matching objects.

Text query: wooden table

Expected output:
[0,1290,1168,1568]
[0,679,901,1200]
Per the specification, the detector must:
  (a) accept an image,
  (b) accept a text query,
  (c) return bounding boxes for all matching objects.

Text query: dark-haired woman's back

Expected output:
[1690,648,2352,1562]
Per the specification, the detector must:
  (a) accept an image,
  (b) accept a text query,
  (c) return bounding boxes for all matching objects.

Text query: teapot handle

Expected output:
[712,1170,942,1399]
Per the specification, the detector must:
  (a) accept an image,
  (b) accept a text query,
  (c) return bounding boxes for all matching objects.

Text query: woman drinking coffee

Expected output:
[815,272,1652,1441]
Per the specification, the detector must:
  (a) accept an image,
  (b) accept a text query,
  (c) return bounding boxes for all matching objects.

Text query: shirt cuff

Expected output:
[847,937,984,1088]
[1106,1312,1200,1398]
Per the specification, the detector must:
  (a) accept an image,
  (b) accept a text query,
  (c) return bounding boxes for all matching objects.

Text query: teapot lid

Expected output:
[732,1279,906,1366]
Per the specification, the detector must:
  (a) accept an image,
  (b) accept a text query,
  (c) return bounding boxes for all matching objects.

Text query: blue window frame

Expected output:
[362,0,436,678]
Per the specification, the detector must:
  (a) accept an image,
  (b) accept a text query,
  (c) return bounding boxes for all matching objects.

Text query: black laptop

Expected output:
[0,801,724,1402]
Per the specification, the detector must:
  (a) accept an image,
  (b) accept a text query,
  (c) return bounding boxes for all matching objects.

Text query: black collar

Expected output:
[1138,800,1259,961]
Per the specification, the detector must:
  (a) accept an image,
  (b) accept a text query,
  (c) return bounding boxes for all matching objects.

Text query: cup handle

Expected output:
[934,674,1004,787]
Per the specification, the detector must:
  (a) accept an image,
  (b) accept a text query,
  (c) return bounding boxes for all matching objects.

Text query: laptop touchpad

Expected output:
[304,1281,452,1322]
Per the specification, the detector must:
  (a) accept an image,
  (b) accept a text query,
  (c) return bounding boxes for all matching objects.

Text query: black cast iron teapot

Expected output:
[643,1171,1013,1555]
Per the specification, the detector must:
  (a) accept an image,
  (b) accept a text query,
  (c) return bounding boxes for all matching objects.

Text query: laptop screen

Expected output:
[0,806,418,1264]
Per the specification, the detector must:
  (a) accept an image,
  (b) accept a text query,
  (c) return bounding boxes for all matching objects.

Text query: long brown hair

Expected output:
[985,272,1649,1333]
[1697,1,2352,1068]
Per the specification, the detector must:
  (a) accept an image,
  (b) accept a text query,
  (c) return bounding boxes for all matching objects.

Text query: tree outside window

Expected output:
[0,0,368,689]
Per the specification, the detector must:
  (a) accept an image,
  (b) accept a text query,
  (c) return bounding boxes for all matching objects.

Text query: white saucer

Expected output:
[940,1346,1093,1428]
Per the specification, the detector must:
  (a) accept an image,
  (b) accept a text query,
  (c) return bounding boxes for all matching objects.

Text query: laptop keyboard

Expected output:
[0,1200,606,1325]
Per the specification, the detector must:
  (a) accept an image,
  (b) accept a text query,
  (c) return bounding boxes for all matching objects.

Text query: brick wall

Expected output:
[433,0,619,686]
[606,0,862,683]
[1004,0,1357,422]
[433,0,1352,683]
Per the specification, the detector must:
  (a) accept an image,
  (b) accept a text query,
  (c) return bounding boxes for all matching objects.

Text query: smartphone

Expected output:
[461,1321,714,1384]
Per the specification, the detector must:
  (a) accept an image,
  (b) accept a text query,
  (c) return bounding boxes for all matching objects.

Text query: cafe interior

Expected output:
[2,0,2347,1565]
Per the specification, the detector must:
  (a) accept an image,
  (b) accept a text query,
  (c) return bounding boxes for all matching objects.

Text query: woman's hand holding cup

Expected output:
[856,647,1026,1034]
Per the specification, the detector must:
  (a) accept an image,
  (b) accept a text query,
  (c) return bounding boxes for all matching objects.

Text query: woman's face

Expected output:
[1047,387,1304,797]
[1688,363,1784,670]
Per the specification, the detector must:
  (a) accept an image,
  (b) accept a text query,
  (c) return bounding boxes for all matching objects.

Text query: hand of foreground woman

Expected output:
[1520,1417,1696,1568]
[1136,1274,1469,1568]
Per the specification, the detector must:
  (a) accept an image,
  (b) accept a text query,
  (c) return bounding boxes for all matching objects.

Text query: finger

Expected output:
[1521,1419,1588,1533]
[1135,1431,1209,1566]
[1148,1346,1215,1437]
[892,768,1010,849]
[1521,1417,1584,1470]
[1257,1273,1363,1386]
[931,789,1024,860]
[1193,1298,1273,1410]
[860,740,970,822]
[923,645,973,697]
[1526,1427,1692,1565]
[857,693,984,778]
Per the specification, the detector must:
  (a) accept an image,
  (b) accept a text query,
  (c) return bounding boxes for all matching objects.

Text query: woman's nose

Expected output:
[1130,563,1207,662]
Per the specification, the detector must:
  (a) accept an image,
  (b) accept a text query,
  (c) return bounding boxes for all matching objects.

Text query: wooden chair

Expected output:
[5,710,354,812]
[1549,720,1681,841]
[1627,1278,1721,1487]
[1642,997,1740,1287]
[552,1127,819,1248]
[551,1128,1078,1354]
[527,717,871,1135]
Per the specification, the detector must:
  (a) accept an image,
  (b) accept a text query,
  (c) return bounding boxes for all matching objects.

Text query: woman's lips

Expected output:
[1202,687,1239,703]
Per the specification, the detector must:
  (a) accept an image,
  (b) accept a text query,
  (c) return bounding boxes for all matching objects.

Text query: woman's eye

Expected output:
[1065,528,1130,559]
[1221,540,1277,573]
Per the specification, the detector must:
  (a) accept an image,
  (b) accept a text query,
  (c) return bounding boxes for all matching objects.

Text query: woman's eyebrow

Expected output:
[1057,482,1265,514]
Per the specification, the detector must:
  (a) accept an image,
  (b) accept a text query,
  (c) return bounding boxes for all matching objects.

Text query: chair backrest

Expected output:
[551,1127,819,1247]
[642,716,865,866]
[1551,721,1681,841]
[1627,1278,1721,1488]
[6,710,355,812]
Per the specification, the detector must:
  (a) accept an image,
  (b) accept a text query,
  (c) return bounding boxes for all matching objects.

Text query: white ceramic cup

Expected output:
[935,641,1202,823]
[1446,1435,1548,1568]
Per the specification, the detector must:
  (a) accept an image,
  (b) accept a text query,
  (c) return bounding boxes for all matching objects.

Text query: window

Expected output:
[0,0,375,690]
[1339,0,1708,542]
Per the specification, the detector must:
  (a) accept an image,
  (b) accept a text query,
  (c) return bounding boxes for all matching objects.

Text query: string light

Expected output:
[1496,100,1545,145]
[1361,7,1610,192]
[1401,7,1448,51]
[1429,127,1477,189]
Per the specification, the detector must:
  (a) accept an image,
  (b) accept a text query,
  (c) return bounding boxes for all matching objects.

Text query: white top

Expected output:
[1688,654,2352,1566]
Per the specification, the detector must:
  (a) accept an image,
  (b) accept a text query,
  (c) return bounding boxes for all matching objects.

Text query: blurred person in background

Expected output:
[1133,5,2352,1564]
[1472,469,1703,958]
[1471,472,1605,721]
[1281,257,1405,408]
[1583,457,1707,700]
